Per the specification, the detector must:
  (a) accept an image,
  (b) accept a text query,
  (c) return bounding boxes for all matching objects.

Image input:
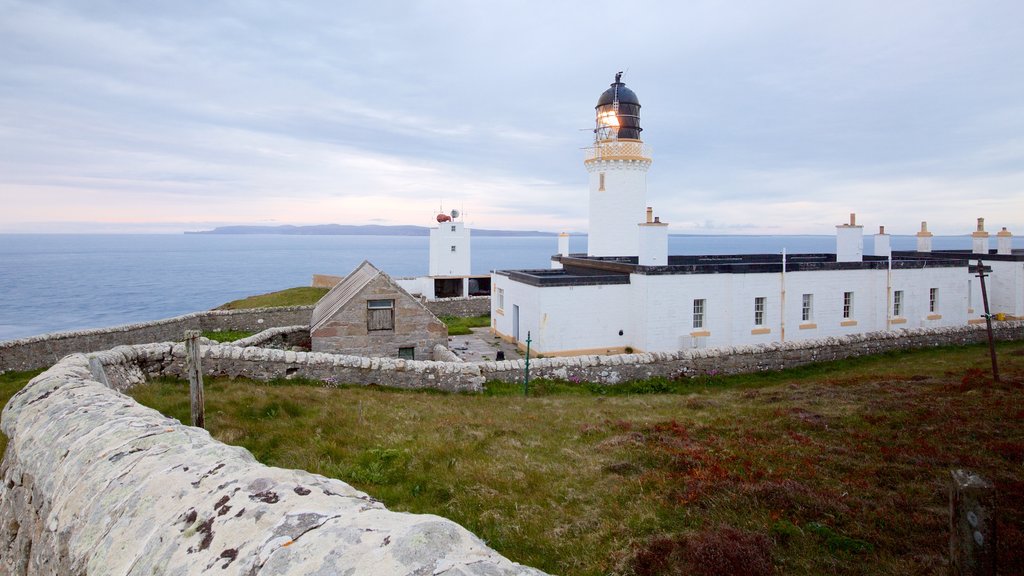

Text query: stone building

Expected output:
[311,261,447,359]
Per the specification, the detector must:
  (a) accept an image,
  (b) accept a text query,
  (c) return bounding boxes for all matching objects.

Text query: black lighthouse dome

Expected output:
[594,72,642,141]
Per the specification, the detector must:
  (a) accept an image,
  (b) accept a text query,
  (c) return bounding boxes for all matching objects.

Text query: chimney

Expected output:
[638,211,668,266]
[997,227,1013,255]
[873,225,890,258]
[836,212,864,262]
[972,217,990,254]
[916,221,933,253]
[552,232,571,270]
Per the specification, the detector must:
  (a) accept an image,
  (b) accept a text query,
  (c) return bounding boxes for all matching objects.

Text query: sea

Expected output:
[1,233,1019,342]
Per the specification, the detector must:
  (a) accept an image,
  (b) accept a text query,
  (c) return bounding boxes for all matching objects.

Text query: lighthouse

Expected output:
[585,72,652,257]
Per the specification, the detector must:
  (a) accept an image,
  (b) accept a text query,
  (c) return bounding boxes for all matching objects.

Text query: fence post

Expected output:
[185,330,205,429]
[949,469,996,576]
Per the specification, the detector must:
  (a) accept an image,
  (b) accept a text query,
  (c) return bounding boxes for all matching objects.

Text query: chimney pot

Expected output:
[977,217,985,232]
[879,225,885,235]
[654,216,661,223]
[646,207,653,224]
[850,213,856,226]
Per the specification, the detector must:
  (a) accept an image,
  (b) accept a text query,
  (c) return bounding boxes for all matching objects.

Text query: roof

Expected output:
[596,81,640,107]
[310,260,381,332]
[495,252,971,288]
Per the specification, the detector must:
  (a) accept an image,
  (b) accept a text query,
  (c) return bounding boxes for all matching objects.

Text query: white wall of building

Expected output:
[986,260,1024,318]
[429,222,471,276]
[495,263,972,356]
[491,274,634,354]
[586,159,649,257]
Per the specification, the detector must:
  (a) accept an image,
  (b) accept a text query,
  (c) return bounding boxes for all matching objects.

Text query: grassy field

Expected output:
[215,286,329,309]
[439,314,491,336]
[118,342,1024,575]
[201,329,256,342]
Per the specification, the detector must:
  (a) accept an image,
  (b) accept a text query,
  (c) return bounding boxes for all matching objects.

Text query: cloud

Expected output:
[1,0,1023,234]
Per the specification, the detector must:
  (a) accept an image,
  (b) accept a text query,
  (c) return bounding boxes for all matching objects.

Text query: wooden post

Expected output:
[975,260,1000,382]
[184,330,205,429]
[949,469,996,575]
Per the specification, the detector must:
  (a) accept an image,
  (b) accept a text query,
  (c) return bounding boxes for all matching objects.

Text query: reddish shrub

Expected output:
[988,441,1024,462]
[627,526,774,576]
[683,526,774,576]
[998,520,1024,574]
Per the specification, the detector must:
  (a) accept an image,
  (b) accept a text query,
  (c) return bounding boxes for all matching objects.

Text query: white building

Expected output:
[491,74,1022,356]
[395,211,491,300]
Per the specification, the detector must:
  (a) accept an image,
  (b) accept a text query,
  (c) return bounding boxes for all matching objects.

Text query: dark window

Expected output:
[434,278,462,298]
[367,299,394,331]
[398,347,415,360]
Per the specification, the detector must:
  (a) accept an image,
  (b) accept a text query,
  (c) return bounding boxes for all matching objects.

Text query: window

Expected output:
[843,292,854,319]
[496,287,504,310]
[599,172,606,191]
[367,299,394,331]
[692,299,705,329]
[893,290,904,317]
[398,347,415,360]
[754,297,766,326]
[450,245,457,252]
[450,225,456,232]
[801,294,813,322]
[929,288,938,313]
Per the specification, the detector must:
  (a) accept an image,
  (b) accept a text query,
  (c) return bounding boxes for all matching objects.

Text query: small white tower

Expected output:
[873,225,891,258]
[916,221,933,253]
[836,213,864,262]
[997,227,1013,255]
[585,72,651,258]
[429,210,471,276]
[972,217,990,254]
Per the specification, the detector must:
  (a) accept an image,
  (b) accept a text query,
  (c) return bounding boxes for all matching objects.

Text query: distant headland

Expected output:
[185,224,559,237]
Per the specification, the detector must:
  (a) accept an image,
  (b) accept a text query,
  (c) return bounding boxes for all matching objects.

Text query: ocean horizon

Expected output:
[1,233,1019,342]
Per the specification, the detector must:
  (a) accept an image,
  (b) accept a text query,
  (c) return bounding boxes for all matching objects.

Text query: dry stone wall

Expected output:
[425,296,490,318]
[0,355,547,575]
[0,306,313,373]
[229,326,311,350]
[0,301,489,374]
[478,323,1024,384]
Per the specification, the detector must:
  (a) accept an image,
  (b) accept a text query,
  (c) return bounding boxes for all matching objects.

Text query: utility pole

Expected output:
[975,261,1000,383]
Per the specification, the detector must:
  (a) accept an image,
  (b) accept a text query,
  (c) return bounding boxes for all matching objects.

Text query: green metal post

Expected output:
[524,331,532,396]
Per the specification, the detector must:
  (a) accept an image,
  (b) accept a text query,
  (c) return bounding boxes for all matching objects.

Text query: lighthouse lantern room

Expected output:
[586,72,653,258]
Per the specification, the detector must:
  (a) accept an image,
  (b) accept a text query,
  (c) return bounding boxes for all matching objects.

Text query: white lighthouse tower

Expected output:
[429,210,471,276]
[585,72,652,257]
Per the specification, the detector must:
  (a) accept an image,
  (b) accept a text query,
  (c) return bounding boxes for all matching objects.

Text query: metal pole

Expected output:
[975,260,1000,383]
[523,331,532,396]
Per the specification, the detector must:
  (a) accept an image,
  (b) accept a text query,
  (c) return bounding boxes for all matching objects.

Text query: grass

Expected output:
[215,286,329,310]
[124,342,1024,575]
[201,329,256,343]
[440,314,491,336]
[0,369,45,457]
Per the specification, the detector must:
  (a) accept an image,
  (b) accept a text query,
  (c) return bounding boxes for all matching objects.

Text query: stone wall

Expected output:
[104,342,485,393]
[86,322,1024,396]
[425,296,490,318]
[230,326,311,350]
[478,322,1024,385]
[0,354,546,575]
[0,306,314,373]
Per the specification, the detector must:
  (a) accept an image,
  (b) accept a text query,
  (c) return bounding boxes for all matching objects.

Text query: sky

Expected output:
[1,1,1023,235]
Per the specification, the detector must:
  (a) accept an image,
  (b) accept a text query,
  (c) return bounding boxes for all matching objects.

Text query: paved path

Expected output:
[447,327,522,362]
